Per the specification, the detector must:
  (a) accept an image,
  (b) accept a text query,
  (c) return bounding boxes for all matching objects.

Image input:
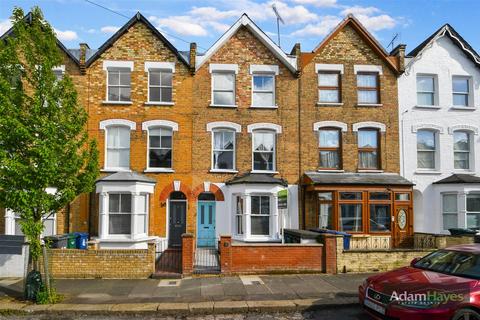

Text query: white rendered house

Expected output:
[398,24,480,234]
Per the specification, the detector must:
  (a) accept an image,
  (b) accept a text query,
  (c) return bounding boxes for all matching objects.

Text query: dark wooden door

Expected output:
[169,200,186,247]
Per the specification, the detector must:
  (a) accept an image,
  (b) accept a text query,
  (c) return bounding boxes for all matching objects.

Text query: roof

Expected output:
[226,172,288,186]
[96,171,156,184]
[86,12,189,68]
[303,172,414,186]
[301,14,400,73]
[407,24,480,68]
[195,14,297,74]
[0,12,80,66]
[433,174,480,185]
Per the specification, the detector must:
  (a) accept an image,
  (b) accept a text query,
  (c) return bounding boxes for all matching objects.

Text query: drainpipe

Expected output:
[400,109,409,177]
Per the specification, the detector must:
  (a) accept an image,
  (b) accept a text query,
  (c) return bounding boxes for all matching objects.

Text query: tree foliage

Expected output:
[0,7,99,261]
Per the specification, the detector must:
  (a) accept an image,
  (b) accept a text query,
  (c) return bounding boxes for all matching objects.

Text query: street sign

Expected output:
[278,189,288,209]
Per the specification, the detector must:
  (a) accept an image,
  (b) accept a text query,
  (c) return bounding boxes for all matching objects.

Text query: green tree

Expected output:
[0,7,99,265]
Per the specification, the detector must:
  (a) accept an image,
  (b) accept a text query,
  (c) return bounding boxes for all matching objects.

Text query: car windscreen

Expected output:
[414,250,480,280]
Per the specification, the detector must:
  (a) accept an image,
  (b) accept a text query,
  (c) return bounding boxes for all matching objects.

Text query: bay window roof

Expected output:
[303,172,413,186]
[96,171,156,184]
[433,174,480,185]
[226,172,287,186]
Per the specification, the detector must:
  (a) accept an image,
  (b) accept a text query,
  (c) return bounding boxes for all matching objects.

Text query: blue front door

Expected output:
[197,201,216,247]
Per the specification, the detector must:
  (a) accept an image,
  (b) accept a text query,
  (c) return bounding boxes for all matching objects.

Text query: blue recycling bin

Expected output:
[75,232,89,249]
[310,229,352,250]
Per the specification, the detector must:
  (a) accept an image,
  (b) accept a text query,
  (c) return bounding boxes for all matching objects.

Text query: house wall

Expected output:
[398,35,480,234]
[84,21,194,239]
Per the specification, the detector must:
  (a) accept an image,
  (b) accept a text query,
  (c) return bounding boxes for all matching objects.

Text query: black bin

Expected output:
[44,234,68,249]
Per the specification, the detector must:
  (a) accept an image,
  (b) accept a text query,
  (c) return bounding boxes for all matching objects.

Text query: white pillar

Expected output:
[131,192,140,240]
[272,194,279,240]
[5,209,15,235]
[244,193,251,240]
[99,192,109,239]
[458,191,467,229]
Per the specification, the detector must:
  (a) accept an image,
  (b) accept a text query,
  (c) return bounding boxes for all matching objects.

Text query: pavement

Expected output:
[0,273,370,316]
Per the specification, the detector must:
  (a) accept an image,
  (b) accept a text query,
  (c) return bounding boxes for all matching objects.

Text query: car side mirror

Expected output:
[410,257,421,267]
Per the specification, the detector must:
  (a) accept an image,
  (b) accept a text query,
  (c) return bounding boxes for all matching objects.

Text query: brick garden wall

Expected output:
[45,242,156,279]
[219,236,324,274]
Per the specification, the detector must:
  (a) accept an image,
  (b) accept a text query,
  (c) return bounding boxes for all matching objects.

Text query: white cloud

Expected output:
[150,15,208,36]
[291,15,341,36]
[189,6,238,20]
[267,1,318,25]
[340,6,380,16]
[291,0,337,7]
[54,28,78,41]
[86,28,96,34]
[100,26,120,34]
[0,19,12,36]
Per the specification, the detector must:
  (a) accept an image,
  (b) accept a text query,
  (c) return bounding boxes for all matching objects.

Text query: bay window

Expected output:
[358,129,379,169]
[442,194,458,230]
[370,203,391,232]
[417,129,436,169]
[357,72,379,104]
[466,194,480,229]
[212,130,235,170]
[253,130,275,171]
[106,125,131,170]
[319,128,341,169]
[148,127,172,169]
[453,131,470,170]
[108,193,132,235]
[235,196,244,235]
[251,195,270,236]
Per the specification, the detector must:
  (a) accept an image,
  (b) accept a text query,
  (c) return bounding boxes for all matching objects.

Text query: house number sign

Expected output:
[398,209,407,230]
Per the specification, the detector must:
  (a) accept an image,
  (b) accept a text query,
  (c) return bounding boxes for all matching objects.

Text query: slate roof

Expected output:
[433,174,480,185]
[85,12,190,68]
[96,171,156,184]
[407,24,480,67]
[303,172,414,186]
[226,173,288,186]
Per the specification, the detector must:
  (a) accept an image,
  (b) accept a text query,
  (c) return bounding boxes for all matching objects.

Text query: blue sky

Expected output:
[1,0,479,54]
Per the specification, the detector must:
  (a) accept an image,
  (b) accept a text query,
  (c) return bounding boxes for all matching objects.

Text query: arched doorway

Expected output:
[197,192,216,247]
[168,191,187,247]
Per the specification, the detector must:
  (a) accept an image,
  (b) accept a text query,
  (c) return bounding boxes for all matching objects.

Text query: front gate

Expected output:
[195,199,220,274]
[154,239,181,278]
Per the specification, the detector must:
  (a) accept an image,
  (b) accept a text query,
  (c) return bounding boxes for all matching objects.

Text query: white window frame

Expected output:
[453,130,473,171]
[107,193,133,236]
[209,64,238,107]
[416,74,438,107]
[142,120,178,173]
[100,119,136,172]
[102,60,133,104]
[442,193,458,231]
[249,194,272,237]
[251,130,277,173]
[5,209,56,237]
[466,193,480,229]
[452,75,473,108]
[145,62,175,105]
[146,127,173,171]
[416,129,438,171]
[251,73,276,108]
[211,129,236,172]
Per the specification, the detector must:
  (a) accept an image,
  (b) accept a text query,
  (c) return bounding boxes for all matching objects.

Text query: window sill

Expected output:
[317,169,344,173]
[101,168,131,173]
[144,168,174,173]
[144,101,174,106]
[356,103,383,107]
[414,105,441,109]
[450,106,476,110]
[414,170,442,175]
[357,169,384,173]
[209,169,239,173]
[249,105,278,109]
[317,102,343,107]
[102,101,133,105]
[209,104,238,108]
[452,170,475,175]
[251,170,279,174]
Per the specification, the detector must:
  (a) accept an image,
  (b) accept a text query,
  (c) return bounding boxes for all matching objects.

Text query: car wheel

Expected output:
[453,308,480,320]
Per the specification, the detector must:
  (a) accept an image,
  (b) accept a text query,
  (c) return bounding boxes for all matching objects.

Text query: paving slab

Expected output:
[0,301,26,311]
[213,300,248,314]
[49,303,115,312]
[157,302,189,314]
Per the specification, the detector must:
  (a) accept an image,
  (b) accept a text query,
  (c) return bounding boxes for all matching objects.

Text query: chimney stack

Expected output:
[189,43,197,74]
[79,43,90,75]
[390,44,406,73]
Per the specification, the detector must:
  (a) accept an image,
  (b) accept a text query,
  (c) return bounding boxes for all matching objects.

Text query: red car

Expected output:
[359,244,480,320]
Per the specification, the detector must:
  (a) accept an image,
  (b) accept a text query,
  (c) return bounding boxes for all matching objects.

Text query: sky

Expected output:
[0,0,479,54]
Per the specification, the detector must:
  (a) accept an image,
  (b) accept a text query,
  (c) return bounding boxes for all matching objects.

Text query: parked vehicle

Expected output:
[359,244,480,320]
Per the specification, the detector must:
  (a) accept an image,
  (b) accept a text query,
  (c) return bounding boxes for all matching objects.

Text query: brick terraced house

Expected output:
[2,13,416,255]
[299,15,414,248]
